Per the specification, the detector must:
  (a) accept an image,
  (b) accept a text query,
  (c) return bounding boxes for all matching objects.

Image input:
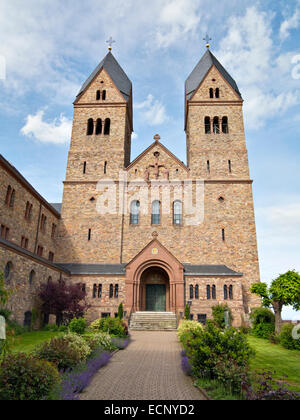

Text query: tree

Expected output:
[184,303,190,320]
[251,270,300,334]
[117,303,124,320]
[39,279,90,324]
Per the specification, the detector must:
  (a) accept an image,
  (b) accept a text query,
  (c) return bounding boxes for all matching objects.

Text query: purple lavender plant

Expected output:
[181,355,193,376]
[111,337,130,350]
[59,349,112,400]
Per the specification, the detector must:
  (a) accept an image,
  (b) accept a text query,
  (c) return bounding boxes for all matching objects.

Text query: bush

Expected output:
[84,333,114,351]
[89,317,127,337]
[69,318,87,335]
[177,320,203,346]
[250,307,275,326]
[35,333,91,371]
[0,353,60,400]
[279,324,300,350]
[252,323,275,339]
[214,357,250,395]
[185,321,254,380]
[0,308,11,321]
[212,304,233,329]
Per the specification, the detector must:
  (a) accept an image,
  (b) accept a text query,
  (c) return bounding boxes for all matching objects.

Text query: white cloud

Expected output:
[216,6,300,130]
[135,94,169,125]
[155,0,202,48]
[280,9,300,40]
[21,110,72,145]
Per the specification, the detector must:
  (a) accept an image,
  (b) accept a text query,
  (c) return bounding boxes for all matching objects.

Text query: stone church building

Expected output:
[0,47,261,328]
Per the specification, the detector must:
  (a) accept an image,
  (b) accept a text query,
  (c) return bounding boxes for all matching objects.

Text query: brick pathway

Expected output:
[81,331,206,400]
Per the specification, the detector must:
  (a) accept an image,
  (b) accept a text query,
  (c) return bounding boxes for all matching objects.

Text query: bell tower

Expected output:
[185,47,250,181]
[65,49,133,183]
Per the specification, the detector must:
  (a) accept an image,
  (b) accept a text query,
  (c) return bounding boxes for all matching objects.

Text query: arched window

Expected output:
[104,118,111,135]
[209,88,214,98]
[4,262,13,284]
[173,201,182,225]
[229,285,233,300]
[10,189,15,208]
[195,285,199,299]
[190,285,194,299]
[93,284,97,299]
[5,186,12,205]
[152,201,161,225]
[115,284,119,298]
[87,118,94,136]
[206,285,211,300]
[212,285,216,300]
[104,161,107,174]
[213,117,220,134]
[109,284,114,299]
[96,90,101,100]
[222,117,229,134]
[205,117,211,134]
[47,276,52,284]
[24,311,32,328]
[98,284,102,298]
[102,90,106,100]
[215,88,220,98]
[96,119,102,135]
[130,200,140,225]
[29,270,36,287]
[224,285,228,300]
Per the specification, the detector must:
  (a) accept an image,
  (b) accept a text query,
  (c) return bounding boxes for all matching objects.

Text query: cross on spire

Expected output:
[106,37,116,51]
[203,34,212,49]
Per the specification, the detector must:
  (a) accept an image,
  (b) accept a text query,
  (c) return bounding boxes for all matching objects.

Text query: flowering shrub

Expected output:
[111,336,130,350]
[35,333,91,371]
[0,353,60,400]
[181,355,192,376]
[177,320,203,344]
[84,332,114,351]
[90,317,127,337]
[245,371,300,400]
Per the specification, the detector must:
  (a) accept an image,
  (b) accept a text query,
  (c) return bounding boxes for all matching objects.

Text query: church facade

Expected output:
[0,48,261,327]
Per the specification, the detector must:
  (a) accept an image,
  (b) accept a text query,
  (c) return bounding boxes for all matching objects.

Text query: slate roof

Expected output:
[185,49,242,101]
[183,264,242,277]
[50,203,62,214]
[77,52,132,101]
[55,263,242,277]
[56,264,127,275]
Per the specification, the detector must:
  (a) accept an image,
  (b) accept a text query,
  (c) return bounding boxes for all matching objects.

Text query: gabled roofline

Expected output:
[0,154,61,219]
[126,140,189,172]
[126,238,184,269]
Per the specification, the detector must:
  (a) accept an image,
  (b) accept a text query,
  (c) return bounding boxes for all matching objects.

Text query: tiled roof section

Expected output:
[185,49,242,101]
[77,52,132,101]
[183,264,242,276]
[0,154,61,219]
[50,203,62,214]
[56,263,127,275]
[0,237,69,273]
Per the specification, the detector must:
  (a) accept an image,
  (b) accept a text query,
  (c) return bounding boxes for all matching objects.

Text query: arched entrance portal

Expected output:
[140,267,170,312]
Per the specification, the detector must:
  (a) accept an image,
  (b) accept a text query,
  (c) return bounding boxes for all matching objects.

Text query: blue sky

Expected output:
[0,0,299,319]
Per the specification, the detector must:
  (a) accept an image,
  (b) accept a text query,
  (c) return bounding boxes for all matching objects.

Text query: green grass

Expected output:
[194,378,242,400]
[248,336,300,392]
[11,331,62,354]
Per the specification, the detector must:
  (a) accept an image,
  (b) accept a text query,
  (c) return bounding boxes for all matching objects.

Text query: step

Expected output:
[129,312,177,331]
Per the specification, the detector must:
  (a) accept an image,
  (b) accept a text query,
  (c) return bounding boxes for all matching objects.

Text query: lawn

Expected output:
[248,336,300,392]
[11,331,62,354]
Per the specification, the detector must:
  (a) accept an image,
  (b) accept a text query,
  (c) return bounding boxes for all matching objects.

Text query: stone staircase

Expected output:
[129,312,177,331]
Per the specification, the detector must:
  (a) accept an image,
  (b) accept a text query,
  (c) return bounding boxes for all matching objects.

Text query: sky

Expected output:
[0,0,300,320]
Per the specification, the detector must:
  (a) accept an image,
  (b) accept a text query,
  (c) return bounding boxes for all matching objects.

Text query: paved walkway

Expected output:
[81,331,206,400]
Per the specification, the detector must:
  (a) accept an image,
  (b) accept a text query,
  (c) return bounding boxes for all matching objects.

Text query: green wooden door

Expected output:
[146,285,166,312]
